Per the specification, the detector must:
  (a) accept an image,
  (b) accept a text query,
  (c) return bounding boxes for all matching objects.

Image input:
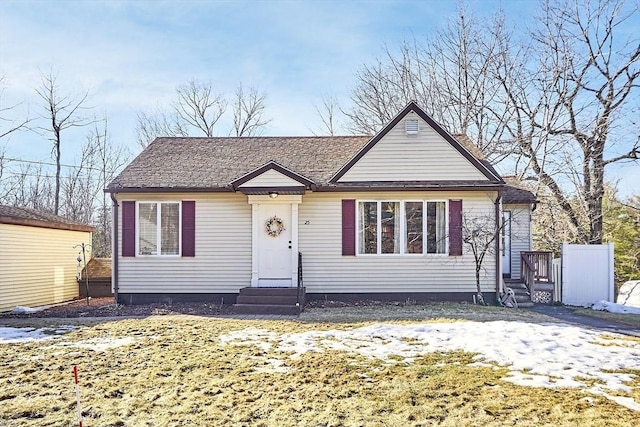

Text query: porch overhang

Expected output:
[237,186,306,195]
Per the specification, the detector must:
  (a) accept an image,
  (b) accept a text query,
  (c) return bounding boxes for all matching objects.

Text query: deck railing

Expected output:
[521,251,554,294]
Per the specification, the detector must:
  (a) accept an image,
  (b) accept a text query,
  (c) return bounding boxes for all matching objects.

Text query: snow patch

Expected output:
[591,300,640,314]
[11,306,44,314]
[0,325,77,343]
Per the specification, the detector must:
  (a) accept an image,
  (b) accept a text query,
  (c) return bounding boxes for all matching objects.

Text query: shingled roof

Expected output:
[0,205,95,232]
[502,177,538,204]
[108,136,371,191]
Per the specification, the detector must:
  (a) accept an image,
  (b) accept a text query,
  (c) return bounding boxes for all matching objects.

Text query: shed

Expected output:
[0,205,94,312]
[78,257,113,298]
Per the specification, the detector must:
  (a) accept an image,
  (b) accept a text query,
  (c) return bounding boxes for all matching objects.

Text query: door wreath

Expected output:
[265,216,285,237]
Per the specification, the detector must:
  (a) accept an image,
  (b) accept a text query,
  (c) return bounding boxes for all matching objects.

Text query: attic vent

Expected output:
[405,119,419,135]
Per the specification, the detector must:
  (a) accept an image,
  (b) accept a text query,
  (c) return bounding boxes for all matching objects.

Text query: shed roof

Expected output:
[502,177,537,204]
[80,257,112,280]
[0,205,95,232]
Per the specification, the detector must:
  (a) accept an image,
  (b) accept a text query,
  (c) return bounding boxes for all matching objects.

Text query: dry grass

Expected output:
[0,307,638,426]
[571,307,640,329]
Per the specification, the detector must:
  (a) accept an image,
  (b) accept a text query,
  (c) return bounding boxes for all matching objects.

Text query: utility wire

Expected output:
[1,156,114,173]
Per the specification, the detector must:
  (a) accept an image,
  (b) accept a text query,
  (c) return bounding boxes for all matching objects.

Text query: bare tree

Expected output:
[349,0,639,246]
[135,107,187,149]
[462,212,500,306]
[0,162,55,211]
[495,0,640,244]
[313,94,342,136]
[137,80,271,147]
[35,70,92,215]
[175,79,226,137]
[346,6,508,152]
[0,76,32,140]
[232,83,270,136]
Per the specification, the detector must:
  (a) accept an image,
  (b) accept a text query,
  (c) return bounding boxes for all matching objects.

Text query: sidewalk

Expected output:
[527,304,640,338]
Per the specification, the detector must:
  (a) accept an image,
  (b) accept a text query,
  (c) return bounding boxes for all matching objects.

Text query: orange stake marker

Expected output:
[73,365,83,427]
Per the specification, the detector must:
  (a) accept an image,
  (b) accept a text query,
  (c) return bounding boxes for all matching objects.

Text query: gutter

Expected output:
[494,189,503,300]
[110,193,119,304]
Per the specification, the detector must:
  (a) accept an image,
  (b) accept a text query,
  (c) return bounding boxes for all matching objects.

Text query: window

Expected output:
[359,201,377,254]
[358,200,447,255]
[137,202,180,255]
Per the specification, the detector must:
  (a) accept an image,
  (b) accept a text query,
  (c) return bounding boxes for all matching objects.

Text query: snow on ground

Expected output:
[221,321,640,411]
[0,325,77,343]
[11,306,45,314]
[591,300,640,315]
[0,326,133,351]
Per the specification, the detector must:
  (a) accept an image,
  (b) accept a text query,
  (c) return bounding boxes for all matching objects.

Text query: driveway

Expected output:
[527,304,640,337]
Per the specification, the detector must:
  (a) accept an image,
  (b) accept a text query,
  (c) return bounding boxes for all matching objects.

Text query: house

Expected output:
[0,205,94,312]
[106,102,538,313]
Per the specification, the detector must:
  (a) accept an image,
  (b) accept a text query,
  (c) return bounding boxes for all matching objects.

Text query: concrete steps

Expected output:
[234,287,305,315]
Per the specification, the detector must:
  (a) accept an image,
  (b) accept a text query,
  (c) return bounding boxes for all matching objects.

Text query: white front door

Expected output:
[502,211,511,277]
[258,203,292,287]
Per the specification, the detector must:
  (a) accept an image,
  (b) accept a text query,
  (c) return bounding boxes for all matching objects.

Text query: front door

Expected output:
[502,211,511,277]
[258,203,292,287]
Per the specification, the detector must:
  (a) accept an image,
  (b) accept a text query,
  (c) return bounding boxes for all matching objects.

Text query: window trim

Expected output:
[356,199,449,256]
[135,201,182,257]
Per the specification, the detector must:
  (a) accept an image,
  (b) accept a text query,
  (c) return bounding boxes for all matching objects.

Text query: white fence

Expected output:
[560,243,615,306]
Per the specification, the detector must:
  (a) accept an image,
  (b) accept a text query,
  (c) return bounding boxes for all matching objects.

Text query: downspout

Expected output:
[494,189,502,302]
[110,192,119,304]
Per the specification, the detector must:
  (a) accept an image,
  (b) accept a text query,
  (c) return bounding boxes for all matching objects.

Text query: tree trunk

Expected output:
[54,132,61,215]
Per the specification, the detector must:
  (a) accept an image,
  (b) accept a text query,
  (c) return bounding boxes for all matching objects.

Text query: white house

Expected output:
[106,102,536,313]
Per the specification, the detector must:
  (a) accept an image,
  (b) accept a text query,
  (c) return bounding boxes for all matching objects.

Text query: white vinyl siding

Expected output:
[0,224,90,312]
[338,116,489,182]
[238,169,303,187]
[299,191,498,295]
[505,204,532,280]
[115,190,500,297]
[117,193,252,294]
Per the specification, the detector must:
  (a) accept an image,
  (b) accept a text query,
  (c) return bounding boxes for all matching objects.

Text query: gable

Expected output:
[238,169,304,188]
[230,161,314,195]
[336,112,490,183]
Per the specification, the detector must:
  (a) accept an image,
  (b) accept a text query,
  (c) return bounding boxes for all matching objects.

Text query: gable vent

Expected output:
[405,119,419,135]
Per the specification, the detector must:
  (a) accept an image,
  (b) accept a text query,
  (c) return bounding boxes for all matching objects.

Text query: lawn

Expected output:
[1,305,639,426]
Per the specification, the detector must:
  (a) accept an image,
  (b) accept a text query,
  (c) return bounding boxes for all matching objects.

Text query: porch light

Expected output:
[269,192,278,199]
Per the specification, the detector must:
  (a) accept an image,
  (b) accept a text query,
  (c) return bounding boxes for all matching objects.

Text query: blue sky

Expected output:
[0,0,638,196]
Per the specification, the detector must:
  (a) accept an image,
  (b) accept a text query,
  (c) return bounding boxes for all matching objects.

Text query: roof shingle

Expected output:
[108,136,370,190]
[0,205,95,232]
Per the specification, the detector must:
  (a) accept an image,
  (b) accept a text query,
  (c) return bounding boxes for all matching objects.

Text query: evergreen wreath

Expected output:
[265,216,285,237]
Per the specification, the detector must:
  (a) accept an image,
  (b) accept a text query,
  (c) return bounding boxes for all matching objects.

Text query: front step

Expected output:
[233,287,305,315]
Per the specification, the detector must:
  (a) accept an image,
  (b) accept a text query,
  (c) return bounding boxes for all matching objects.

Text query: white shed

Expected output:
[0,205,94,312]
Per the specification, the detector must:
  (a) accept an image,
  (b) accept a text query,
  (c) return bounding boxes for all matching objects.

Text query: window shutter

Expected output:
[449,199,463,256]
[342,199,356,256]
[182,201,196,257]
[122,201,136,257]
